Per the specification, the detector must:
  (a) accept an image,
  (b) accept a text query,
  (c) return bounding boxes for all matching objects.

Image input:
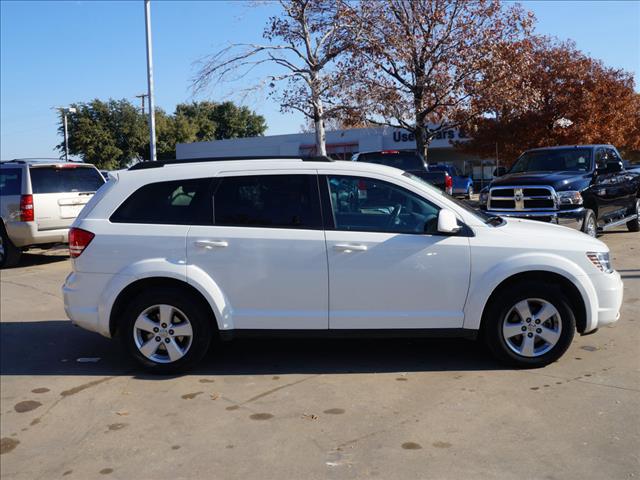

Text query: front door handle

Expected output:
[334,243,368,252]
[194,240,228,249]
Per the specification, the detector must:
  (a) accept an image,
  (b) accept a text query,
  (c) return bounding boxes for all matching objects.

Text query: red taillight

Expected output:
[20,194,34,222]
[68,227,95,258]
[381,150,400,155]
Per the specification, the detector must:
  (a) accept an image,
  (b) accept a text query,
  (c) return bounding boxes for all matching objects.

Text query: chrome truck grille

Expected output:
[488,186,557,211]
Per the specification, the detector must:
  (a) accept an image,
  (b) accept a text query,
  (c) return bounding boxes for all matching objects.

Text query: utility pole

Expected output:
[55,106,77,161]
[144,0,157,161]
[135,93,148,115]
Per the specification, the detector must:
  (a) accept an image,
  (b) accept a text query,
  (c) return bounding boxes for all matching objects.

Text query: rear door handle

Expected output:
[194,240,228,249]
[334,243,367,252]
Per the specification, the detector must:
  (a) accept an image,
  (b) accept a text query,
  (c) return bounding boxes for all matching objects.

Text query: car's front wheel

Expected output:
[483,282,575,368]
[120,288,213,373]
[581,209,597,237]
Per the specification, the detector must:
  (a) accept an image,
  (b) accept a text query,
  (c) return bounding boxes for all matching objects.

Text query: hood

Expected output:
[499,217,607,252]
[490,171,592,191]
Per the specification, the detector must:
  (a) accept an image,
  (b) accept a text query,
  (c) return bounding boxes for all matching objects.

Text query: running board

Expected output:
[598,213,638,231]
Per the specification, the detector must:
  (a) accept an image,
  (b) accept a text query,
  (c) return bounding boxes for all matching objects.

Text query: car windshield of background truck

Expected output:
[510,148,592,173]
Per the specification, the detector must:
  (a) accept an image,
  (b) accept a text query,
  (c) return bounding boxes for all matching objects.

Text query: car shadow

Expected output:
[0,320,505,377]
[16,251,69,267]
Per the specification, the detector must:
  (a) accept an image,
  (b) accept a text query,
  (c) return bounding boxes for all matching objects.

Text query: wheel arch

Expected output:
[109,277,217,337]
[480,271,588,334]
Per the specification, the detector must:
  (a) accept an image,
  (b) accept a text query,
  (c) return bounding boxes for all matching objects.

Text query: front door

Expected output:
[321,174,471,330]
[187,172,328,330]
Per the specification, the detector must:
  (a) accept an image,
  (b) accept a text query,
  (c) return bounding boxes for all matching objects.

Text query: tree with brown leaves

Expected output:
[193,0,361,156]
[461,38,640,164]
[343,0,533,163]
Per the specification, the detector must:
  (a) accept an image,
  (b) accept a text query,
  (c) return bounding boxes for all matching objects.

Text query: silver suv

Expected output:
[0,159,105,267]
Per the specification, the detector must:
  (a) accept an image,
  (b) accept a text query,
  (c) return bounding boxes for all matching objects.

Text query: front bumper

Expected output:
[588,270,623,330]
[484,207,586,230]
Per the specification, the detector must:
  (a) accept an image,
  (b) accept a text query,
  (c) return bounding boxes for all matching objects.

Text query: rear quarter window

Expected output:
[0,169,22,195]
[29,166,105,193]
[110,178,212,225]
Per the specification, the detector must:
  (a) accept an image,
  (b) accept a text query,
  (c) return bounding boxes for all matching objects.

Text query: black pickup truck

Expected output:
[352,150,453,195]
[479,145,640,236]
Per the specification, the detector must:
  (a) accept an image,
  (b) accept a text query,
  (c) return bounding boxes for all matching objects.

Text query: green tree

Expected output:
[59,99,267,166]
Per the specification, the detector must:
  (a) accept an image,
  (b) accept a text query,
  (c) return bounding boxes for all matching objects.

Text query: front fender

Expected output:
[463,253,597,332]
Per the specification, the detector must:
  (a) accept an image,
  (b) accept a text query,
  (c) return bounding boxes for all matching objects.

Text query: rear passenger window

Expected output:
[0,169,22,195]
[214,175,322,229]
[111,178,212,225]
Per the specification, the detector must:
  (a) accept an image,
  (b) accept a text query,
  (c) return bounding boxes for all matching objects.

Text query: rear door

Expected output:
[186,171,329,330]
[29,164,104,231]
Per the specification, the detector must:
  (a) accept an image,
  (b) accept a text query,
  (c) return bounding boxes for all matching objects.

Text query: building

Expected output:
[176,125,497,181]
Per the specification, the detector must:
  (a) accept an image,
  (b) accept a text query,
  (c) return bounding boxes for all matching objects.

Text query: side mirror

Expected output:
[437,209,461,234]
[605,160,623,174]
[493,167,507,177]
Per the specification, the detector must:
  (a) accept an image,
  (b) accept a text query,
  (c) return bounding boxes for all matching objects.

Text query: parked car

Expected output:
[0,159,105,267]
[479,145,640,236]
[429,164,474,198]
[352,150,453,195]
[63,156,622,373]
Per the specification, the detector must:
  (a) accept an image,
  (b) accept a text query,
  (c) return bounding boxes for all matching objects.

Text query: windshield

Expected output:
[510,148,592,173]
[357,152,424,171]
[402,171,497,224]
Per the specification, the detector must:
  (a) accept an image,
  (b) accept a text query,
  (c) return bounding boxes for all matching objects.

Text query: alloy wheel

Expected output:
[585,216,597,237]
[133,304,193,364]
[502,298,562,357]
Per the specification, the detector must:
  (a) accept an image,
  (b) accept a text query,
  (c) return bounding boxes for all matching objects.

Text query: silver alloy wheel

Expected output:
[502,298,562,357]
[133,304,193,364]
[585,215,597,237]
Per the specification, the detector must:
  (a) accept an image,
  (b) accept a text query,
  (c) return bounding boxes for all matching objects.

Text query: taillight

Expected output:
[68,227,95,258]
[445,175,453,195]
[20,194,34,222]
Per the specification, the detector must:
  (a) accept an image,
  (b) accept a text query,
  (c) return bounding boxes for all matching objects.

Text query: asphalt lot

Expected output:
[1,230,638,480]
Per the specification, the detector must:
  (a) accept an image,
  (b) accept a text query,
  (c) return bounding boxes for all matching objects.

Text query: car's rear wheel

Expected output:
[0,224,21,269]
[581,209,597,237]
[483,282,575,368]
[627,199,639,232]
[120,288,213,373]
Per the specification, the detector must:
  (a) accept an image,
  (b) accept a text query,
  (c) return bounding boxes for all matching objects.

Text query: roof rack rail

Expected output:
[128,155,334,171]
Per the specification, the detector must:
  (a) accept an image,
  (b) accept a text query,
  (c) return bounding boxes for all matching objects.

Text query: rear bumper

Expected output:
[5,221,68,247]
[485,208,586,230]
[63,271,112,338]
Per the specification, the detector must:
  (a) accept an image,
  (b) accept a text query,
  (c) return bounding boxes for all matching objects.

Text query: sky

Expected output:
[1,0,639,159]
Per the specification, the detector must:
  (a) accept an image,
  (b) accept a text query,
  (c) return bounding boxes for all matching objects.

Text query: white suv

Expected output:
[63,157,623,372]
[0,159,105,267]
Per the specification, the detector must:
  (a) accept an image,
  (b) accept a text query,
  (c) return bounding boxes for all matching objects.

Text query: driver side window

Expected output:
[327,175,440,234]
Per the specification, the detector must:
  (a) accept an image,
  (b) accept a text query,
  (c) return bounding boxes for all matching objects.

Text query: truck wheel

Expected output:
[466,185,474,199]
[120,288,213,373]
[482,281,575,368]
[580,209,597,237]
[0,224,21,268]
[627,199,639,232]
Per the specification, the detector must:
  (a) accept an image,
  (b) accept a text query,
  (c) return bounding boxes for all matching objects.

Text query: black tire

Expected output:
[466,185,474,199]
[0,223,22,269]
[119,287,214,373]
[482,281,576,368]
[627,198,639,232]
[580,209,598,237]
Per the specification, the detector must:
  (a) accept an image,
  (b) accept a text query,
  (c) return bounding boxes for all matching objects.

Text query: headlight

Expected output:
[587,251,613,273]
[557,190,583,206]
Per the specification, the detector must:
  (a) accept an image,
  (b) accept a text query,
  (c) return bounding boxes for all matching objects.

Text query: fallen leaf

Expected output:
[115,411,129,416]
[210,393,220,400]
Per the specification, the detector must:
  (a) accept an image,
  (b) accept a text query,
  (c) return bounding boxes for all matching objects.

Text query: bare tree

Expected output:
[345,0,534,163]
[193,0,360,156]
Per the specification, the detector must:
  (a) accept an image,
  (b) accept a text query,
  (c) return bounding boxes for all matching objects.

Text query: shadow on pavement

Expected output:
[0,320,504,377]
[9,251,69,268]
